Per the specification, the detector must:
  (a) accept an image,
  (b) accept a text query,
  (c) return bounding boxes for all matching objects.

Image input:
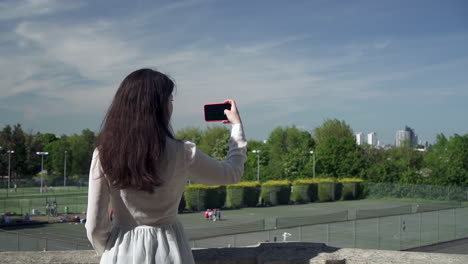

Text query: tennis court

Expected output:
[1,199,466,251]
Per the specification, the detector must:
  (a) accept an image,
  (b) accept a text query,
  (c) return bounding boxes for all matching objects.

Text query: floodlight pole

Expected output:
[310,150,316,179]
[7,150,14,197]
[36,152,49,192]
[252,150,261,182]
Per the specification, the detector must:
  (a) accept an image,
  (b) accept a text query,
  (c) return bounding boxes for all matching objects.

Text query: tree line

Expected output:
[1,120,467,187]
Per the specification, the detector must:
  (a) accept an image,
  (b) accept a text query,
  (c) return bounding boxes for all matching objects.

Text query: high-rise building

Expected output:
[367,132,377,146]
[356,132,364,145]
[395,126,417,147]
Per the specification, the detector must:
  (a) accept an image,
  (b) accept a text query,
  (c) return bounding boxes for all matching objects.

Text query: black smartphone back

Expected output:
[204,103,231,122]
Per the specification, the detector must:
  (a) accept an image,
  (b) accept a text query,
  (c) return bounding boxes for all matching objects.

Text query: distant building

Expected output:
[367,132,377,147]
[395,126,418,147]
[356,132,365,145]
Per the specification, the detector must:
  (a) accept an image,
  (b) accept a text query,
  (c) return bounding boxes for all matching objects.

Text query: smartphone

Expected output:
[204,103,231,122]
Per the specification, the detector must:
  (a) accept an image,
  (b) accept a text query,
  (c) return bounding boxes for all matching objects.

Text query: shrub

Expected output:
[316,178,337,202]
[291,179,318,203]
[225,181,261,208]
[184,184,226,211]
[260,180,291,206]
[338,178,364,200]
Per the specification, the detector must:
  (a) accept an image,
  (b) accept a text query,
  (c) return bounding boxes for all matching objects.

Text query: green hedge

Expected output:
[338,178,363,200]
[315,178,337,202]
[184,184,226,211]
[290,179,318,204]
[260,180,291,206]
[225,182,261,208]
[365,183,468,201]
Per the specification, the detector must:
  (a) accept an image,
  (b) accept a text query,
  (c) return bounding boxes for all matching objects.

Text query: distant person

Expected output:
[215,209,221,221]
[45,202,51,216]
[208,209,214,220]
[52,201,58,217]
[24,213,30,223]
[85,69,247,263]
[14,183,17,192]
[204,209,211,220]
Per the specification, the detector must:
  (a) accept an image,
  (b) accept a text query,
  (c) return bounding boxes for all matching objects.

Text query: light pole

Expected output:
[64,151,67,187]
[36,152,49,192]
[310,150,316,179]
[252,150,261,182]
[7,150,14,197]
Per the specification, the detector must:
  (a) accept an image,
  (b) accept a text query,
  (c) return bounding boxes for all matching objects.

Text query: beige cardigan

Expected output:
[85,124,247,254]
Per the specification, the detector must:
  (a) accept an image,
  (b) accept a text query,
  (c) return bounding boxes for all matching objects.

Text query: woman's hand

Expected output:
[223,99,242,124]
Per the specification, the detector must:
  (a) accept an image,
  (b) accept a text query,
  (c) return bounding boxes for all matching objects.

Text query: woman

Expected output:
[86,68,247,263]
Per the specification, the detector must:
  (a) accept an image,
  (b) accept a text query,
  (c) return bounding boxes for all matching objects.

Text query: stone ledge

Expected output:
[1,242,468,264]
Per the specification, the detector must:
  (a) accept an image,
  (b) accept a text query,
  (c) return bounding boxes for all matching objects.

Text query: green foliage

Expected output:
[176,127,203,145]
[337,178,363,200]
[317,179,337,201]
[184,184,226,211]
[366,183,468,201]
[314,119,354,146]
[260,180,291,206]
[225,182,261,208]
[263,126,315,180]
[424,134,468,186]
[290,180,317,204]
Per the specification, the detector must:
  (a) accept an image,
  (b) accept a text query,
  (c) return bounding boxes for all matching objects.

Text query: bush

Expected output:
[184,184,226,211]
[260,180,291,206]
[225,182,261,208]
[316,178,337,202]
[338,178,363,200]
[291,179,318,203]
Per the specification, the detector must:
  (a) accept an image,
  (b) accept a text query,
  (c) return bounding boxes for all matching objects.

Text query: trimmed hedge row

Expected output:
[182,178,364,211]
[225,182,261,208]
[259,180,291,206]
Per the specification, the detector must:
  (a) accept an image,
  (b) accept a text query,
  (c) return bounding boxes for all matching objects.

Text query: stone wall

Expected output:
[1,242,468,264]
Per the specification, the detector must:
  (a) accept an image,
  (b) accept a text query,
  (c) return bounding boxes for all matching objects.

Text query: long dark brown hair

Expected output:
[96,68,175,193]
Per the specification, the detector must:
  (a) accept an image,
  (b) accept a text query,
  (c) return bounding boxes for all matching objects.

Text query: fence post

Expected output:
[353,220,356,248]
[298,226,302,242]
[453,208,457,239]
[398,215,402,250]
[418,213,422,247]
[326,224,329,245]
[377,217,381,249]
[437,210,440,243]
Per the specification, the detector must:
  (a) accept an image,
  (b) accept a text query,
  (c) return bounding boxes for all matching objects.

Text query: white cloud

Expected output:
[0,0,83,20]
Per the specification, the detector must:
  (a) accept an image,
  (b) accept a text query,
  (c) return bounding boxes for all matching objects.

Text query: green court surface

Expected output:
[2,199,466,252]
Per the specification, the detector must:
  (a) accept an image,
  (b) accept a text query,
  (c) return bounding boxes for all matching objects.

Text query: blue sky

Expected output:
[0,0,467,145]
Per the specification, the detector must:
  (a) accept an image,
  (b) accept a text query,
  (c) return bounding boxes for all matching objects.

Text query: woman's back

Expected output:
[85,69,247,264]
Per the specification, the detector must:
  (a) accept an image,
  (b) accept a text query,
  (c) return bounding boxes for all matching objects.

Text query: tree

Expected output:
[264,126,315,180]
[176,127,203,145]
[424,134,468,186]
[198,126,230,159]
[314,119,354,146]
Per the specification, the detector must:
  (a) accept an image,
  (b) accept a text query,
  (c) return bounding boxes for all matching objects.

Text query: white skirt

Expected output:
[100,220,195,264]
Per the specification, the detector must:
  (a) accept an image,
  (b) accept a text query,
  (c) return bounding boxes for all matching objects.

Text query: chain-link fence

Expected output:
[190,206,468,250]
[0,194,88,215]
[0,229,92,251]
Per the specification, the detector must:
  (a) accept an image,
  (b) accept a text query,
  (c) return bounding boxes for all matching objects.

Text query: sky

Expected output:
[0,0,467,145]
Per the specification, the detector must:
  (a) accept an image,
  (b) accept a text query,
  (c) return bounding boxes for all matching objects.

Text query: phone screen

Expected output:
[204,103,231,122]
